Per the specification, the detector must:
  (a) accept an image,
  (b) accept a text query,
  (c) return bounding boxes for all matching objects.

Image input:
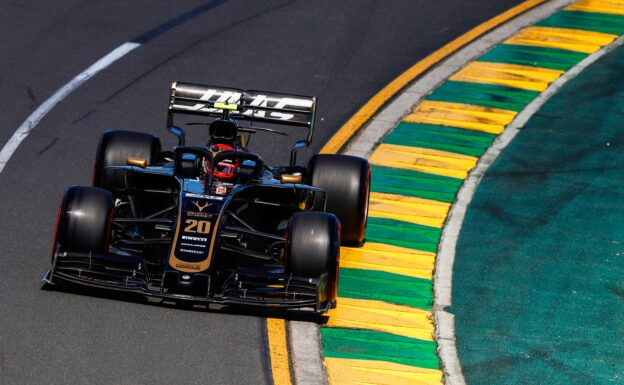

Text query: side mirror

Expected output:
[280,173,303,184]
[168,125,185,146]
[127,157,147,168]
[290,140,308,166]
[175,153,201,178]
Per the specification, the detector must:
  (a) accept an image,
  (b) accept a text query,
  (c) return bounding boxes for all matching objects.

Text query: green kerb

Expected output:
[477,44,587,71]
[385,122,496,157]
[338,268,433,309]
[427,80,538,112]
[370,166,462,203]
[366,217,441,253]
[322,328,439,369]
[537,10,624,35]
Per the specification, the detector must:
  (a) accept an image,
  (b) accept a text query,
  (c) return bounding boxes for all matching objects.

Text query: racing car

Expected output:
[43,82,370,313]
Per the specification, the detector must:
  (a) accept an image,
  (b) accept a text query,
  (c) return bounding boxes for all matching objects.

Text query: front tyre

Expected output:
[93,130,161,187]
[307,154,370,245]
[53,185,113,256]
[287,212,340,307]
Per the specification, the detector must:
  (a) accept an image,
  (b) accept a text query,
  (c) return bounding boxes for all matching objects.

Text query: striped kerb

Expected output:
[321,2,624,384]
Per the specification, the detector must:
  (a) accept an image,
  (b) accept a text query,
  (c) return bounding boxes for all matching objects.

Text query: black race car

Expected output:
[44,82,370,313]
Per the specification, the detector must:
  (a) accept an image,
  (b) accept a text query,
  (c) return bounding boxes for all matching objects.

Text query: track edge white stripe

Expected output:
[0,42,140,174]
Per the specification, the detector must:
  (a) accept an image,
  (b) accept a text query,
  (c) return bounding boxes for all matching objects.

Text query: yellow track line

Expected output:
[405,101,517,135]
[319,0,547,154]
[325,298,434,341]
[369,192,451,228]
[566,0,624,15]
[341,242,436,280]
[325,358,443,385]
[505,26,617,53]
[450,61,564,91]
[267,318,293,385]
[269,1,549,384]
[370,143,479,179]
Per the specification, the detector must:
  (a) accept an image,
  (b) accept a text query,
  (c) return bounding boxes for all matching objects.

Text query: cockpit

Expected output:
[202,144,239,196]
[174,144,264,196]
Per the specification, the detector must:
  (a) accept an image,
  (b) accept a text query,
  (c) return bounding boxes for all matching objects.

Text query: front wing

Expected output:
[45,250,333,313]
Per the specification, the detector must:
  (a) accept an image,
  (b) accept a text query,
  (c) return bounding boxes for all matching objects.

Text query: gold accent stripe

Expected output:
[126,156,147,168]
[326,298,434,341]
[267,318,293,385]
[369,143,478,179]
[341,242,435,280]
[566,0,624,15]
[505,26,617,54]
[319,0,548,154]
[369,192,450,228]
[404,100,517,135]
[168,199,223,273]
[325,357,443,385]
[450,61,564,91]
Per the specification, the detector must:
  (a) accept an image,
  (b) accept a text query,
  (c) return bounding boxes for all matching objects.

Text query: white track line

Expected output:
[0,42,140,174]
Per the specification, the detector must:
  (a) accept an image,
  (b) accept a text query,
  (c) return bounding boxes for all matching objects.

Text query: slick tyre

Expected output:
[93,130,161,187]
[307,154,370,245]
[54,186,113,255]
[287,212,340,304]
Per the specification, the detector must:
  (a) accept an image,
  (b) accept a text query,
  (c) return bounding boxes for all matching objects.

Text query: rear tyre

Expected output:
[307,154,370,245]
[93,130,161,187]
[287,212,340,306]
[54,186,113,255]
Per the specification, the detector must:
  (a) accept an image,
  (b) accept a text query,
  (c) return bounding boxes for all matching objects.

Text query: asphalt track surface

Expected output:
[0,1,523,384]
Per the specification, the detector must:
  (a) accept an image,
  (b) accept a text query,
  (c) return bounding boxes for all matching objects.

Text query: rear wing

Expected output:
[167,82,317,163]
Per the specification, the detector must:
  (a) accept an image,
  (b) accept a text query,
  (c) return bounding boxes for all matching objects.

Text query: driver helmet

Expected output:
[205,144,238,180]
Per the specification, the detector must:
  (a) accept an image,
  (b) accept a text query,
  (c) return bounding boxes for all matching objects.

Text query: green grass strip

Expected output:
[322,328,439,369]
[427,80,538,112]
[477,44,588,71]
[338,268,433,309]
[537,10,624,35]
[366,217,441,253]
[385,122,496,157]
[371,166,462,203]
